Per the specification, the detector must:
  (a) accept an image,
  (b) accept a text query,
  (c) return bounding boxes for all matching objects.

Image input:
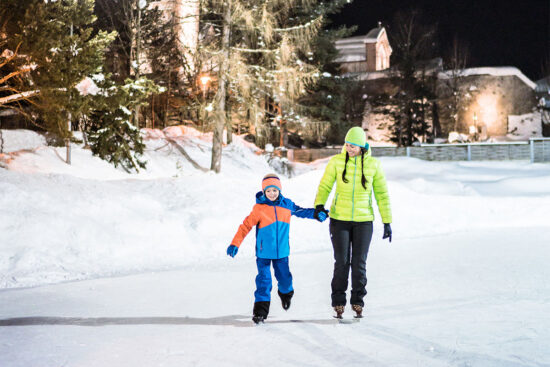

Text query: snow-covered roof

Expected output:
[334,38,367,63]
[334,34,370,46]
[438,67,537,89]
[365,27,385,43]
[335,27,386,46]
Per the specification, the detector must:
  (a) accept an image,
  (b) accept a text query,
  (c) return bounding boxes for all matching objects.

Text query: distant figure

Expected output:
[314,127,392,319]
[227,173,327,324]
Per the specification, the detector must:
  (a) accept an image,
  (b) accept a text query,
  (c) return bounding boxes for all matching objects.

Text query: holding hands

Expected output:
[314,205,329,222]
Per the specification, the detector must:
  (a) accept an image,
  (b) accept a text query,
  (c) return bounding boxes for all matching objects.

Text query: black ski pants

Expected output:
[329,219,373,307]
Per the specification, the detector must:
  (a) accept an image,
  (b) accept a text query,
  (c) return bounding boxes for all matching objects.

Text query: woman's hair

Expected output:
[342,148,367,189]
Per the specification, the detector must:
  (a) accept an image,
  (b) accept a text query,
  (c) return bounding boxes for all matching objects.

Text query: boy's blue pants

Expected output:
[254,257,293,302]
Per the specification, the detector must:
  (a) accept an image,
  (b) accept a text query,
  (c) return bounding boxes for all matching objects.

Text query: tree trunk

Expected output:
[225,103,233,145]
[210,0,231,173]
[133,4,142,126]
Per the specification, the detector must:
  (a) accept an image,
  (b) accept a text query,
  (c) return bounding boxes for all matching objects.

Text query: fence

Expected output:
[287,138,550,163]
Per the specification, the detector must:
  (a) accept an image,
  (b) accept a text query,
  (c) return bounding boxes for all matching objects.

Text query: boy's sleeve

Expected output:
[231,205,260,247]
[289,199,316,219]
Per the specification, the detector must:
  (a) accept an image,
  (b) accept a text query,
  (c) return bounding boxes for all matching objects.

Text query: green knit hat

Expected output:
[345,127,369,149]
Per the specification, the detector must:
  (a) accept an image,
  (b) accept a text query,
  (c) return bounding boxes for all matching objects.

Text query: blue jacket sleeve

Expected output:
[287,199,316,219]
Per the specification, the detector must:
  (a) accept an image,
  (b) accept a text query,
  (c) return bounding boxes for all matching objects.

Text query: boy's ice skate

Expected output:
[252,315,265,324]
[278,290,294,310]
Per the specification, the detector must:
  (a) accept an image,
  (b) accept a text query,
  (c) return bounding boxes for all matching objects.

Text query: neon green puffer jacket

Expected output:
[314,146,392,223]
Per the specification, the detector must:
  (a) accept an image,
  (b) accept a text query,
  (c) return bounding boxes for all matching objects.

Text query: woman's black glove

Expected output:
[314,204,329,221]
[382,223,392,242]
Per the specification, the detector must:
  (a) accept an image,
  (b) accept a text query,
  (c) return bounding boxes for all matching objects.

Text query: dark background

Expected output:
[329,0,550,80]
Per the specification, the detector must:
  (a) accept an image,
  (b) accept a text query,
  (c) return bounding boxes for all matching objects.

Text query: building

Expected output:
[335,23,392,74]
[334,27,540,142]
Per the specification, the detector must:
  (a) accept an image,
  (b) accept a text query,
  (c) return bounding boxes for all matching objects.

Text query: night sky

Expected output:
[329,0,550,80]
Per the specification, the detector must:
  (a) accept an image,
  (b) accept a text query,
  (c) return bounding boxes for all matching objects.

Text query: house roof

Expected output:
[334,25,388,63]
[365,27,384,42]
[439,67,537,89]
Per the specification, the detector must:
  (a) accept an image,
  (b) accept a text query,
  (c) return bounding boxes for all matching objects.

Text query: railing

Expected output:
[287,139,550,163]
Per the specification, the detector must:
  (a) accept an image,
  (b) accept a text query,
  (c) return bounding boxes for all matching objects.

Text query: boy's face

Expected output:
[265,187,280,201]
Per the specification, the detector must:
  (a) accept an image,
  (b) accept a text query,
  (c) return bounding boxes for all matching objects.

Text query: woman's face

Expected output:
[345,143,362,157]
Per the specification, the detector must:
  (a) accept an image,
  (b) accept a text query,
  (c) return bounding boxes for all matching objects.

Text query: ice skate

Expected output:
[333,305,344,319]
[351,304,363,318]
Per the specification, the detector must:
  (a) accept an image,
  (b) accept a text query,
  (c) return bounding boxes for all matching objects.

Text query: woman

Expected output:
[314,126,392,318]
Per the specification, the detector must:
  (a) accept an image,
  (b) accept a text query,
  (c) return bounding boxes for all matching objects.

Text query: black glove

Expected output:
[382,223,392,243]
[313,204,328,221]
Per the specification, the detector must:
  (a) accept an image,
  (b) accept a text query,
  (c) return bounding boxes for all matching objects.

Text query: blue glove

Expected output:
[227,245,238,257]
[314,205,329,221]
[317,210,328,222]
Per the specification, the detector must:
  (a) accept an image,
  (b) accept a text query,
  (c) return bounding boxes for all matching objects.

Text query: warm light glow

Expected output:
[199,75,211,87]
[477,94,498,127]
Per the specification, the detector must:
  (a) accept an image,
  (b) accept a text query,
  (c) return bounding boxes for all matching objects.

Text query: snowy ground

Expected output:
[1,128,550,366]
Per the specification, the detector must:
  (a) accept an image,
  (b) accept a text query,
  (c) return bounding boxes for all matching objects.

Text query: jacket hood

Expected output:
[256,191,283,205]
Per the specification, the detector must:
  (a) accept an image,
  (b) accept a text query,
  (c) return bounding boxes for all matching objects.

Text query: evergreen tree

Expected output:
[32,0,114,135]
[295,0,358,146]
[2,0,159,170]
[87,75,158,172]
[370,10,438,146]
[201,0,324,172]
[95,0,177,127]
[4,0,116,162]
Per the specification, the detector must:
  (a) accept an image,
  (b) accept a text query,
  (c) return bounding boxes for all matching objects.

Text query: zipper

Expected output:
[273,205,279,258]
[351,156,357,221]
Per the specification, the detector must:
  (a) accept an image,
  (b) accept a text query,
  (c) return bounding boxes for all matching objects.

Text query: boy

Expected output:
[227,173,327,324]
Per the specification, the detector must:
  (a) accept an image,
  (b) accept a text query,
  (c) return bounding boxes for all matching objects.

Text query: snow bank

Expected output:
[0,129,47,153]
[1,128,550,289]
[507,112,542,139]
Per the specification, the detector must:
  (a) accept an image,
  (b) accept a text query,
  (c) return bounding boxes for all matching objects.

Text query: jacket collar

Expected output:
[256,191,283,205]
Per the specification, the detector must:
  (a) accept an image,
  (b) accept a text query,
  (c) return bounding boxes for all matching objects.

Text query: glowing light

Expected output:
[477,94,498,127]
[199,75,211,87]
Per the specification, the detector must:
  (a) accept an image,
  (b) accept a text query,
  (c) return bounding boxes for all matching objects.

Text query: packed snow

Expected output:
[1,128,549,367]
[508,112,542,139]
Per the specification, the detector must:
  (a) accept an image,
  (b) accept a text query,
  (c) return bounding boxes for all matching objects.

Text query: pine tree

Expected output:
[87,75,158,172]
[294,0,357,146]
[95,0,175,127]
[377,9,438,146]
[201,0,324,172]
[5,0,116,162]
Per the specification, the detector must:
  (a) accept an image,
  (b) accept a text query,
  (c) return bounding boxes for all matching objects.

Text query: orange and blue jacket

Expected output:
[231,191,316,259]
